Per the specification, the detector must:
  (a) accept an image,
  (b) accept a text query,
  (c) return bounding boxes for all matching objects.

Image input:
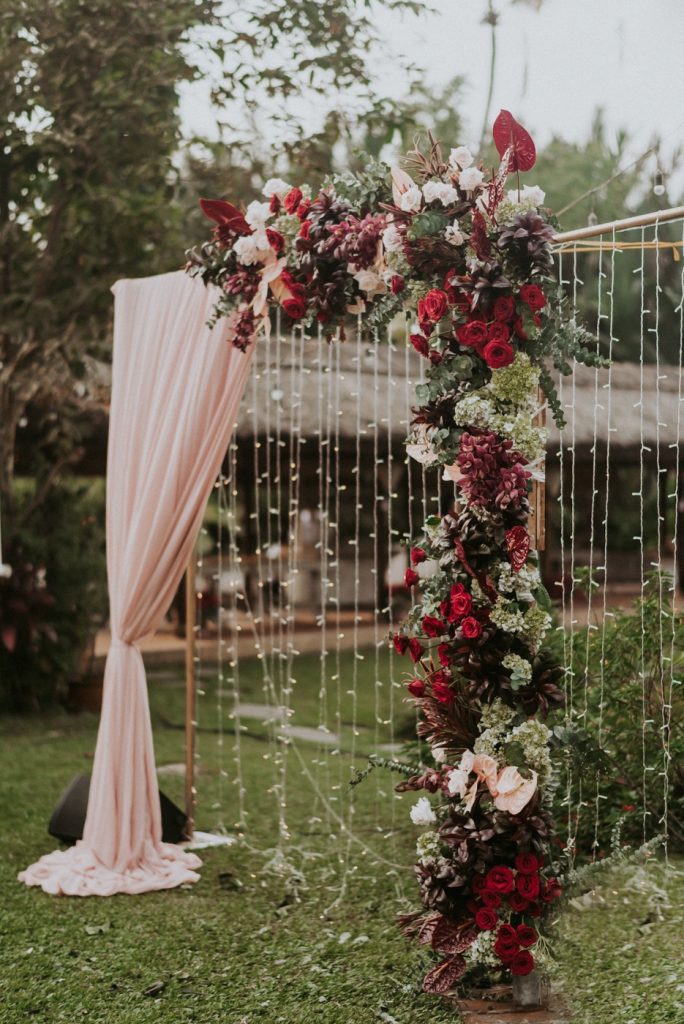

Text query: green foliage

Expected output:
[553,572,684,856]
[0,481,107,710]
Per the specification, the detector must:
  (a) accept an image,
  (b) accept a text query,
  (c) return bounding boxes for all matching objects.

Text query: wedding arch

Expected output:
[21,112,682,995]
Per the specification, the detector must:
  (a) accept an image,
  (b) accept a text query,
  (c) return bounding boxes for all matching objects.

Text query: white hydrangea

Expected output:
[490,597,526,636]
[423,180,459,206]
[459,167,485,192]
[410,796,436,826]
[495,560,540,598]
[449,146,474,169]
[465,930,501,967]
[452,392,497,431]
[398,184,422,213]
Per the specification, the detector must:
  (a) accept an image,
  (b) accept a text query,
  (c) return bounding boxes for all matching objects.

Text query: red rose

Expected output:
[515,852,541,875]
[283,187,303,214]
[392,633,408,655]
[282,294,307,320]
[461,616,482,639]
[456,319,488,348]
[437,642,452,666]
[471,873,487,896]
[493,295,516,321]
[432,679,453,704]
[514,314,541,341]
[298,219,311,240]
[296,198,312,220]
[516,925,538,949]
[486,866,515,895]
[408,638,424,663]
[422,615,445,638]
[494,924,519,961]
[510,950,535,977]
[519,283,546,311]
[487,321,511,344]
[269,193,281,215]
[449,583,473,622]
[407,678,425,698]
[410,333,430,358]
[422,288,449,322]
[481,890,501,910]
[526,901,542,918]
[266,228,285,254]
[404,567,419,588]
[508,891,529,913]
[411,547,427,565]
[482,339,515,369]
[391,274,405,294]
[475,907,498,931]
[515,873,540,901]
[541,877,562,903]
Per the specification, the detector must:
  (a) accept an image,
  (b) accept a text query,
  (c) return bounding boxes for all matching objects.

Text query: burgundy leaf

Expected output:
[492,110,536,173]
[422,955,467,994]
[199,198,252,235]
[470,210,491,260]
[418,913,442,945]
[431,918,478,955]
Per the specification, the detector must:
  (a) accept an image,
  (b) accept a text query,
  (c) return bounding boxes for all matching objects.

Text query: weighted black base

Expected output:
[48,773,188,844]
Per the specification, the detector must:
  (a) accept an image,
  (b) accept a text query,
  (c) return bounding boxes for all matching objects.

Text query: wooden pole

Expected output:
[184,549,196,838]
[553,204,684,244]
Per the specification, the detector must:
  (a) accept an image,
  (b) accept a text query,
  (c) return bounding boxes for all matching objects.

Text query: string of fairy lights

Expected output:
[188,219,683,873]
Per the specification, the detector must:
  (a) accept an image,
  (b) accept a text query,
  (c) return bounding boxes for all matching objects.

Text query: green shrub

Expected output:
[0,480,107,711]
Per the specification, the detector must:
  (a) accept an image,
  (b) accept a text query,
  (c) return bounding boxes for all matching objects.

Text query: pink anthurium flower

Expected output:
[492,765,538,815]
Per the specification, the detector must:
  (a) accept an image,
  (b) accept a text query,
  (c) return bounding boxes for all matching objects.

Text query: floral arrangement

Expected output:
[187,110,601,995]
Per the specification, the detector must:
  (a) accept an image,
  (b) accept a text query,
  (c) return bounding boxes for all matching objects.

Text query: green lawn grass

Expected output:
[1,649,683,1023]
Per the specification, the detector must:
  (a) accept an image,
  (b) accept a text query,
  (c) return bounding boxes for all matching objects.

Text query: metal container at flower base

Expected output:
[512,968,542,1006]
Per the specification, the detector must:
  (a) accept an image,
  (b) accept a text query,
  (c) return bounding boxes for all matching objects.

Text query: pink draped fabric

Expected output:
[19,271,254,896]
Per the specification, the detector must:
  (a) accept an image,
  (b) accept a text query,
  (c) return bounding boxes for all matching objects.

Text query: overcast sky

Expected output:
[180,0,684,197]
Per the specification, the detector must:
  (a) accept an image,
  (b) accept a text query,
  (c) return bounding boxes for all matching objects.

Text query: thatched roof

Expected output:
[236,336,683,450]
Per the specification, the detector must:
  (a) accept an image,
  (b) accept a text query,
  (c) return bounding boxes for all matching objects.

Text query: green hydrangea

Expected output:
[489,352,541,407]
[416,830,443,862]
[490,412,546,462]
[509,719,553,783]
[495,560,540,597]
[490,597,526,635]
[522,604,552,651]
[502,652,533,685]
[479,697,516,732]
[453,392,497,430]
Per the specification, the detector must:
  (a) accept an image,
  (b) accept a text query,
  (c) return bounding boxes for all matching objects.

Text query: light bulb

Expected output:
[587,211,598,227]
[653,169,666,197]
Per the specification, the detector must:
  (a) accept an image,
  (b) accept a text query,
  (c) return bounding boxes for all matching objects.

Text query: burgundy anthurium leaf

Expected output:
[505,525,530,572]
[199,198,252,235]
[431,918,478,955]
[493,109,536,172]
[417,913,442,946]
[470,210,491,260]
[422,955,467,994]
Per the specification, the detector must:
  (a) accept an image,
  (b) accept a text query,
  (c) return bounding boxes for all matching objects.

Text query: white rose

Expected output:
[445,222,464,246]
[398,184,422,213]
[382,222,404,253]
[449,146,474,169]
[459,167,485,192]
[521,184,546,206]
[262,177,291,198]
[245,200,272,229]
[423,180,459,206]
[410,796,436,826]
